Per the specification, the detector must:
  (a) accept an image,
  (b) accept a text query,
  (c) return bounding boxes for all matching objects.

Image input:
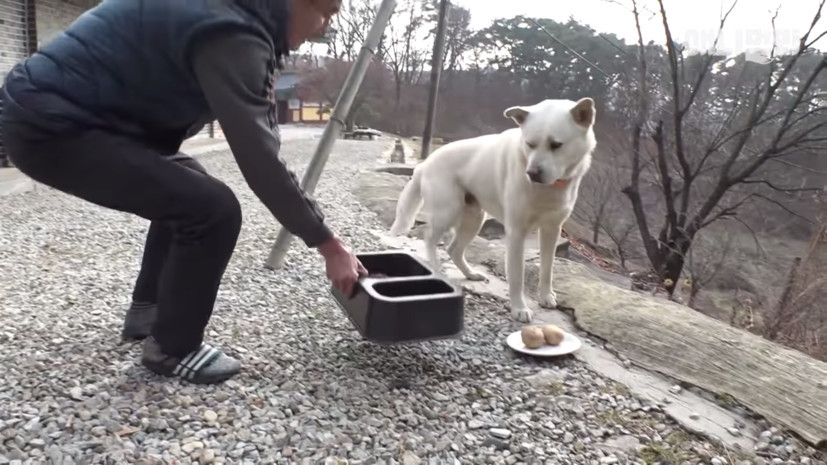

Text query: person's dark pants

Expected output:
[4,125,242,358]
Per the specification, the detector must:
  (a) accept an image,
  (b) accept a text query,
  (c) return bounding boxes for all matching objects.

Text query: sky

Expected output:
[451,0,826,56]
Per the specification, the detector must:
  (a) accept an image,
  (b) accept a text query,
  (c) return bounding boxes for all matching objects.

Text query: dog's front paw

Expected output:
[538,290,558,309]
[511,307,534,323]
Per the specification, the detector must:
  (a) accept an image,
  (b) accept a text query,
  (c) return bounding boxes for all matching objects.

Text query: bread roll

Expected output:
[521,326,545,349]
[542,325,565,345]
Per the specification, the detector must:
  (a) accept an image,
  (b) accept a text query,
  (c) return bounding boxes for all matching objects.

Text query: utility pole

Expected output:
[421,0,449,159]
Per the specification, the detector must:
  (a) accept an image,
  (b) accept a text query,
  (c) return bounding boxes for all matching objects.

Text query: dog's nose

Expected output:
[526,167,543,183]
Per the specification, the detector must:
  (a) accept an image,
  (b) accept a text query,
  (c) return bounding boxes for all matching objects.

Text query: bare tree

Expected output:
[764,221,827,361]
[327,0,379,61]
[620,0,826,294]
[384,0,431,114]
[683,229,735,308]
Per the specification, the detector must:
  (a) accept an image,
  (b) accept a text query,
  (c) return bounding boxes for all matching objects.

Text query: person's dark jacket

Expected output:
[1,0,334,247]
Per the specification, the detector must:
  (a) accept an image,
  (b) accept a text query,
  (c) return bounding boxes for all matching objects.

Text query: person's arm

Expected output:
[189,29,334,248]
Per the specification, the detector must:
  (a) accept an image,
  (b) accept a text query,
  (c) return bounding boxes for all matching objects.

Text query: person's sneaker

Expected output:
[121,302,157,341]
[141,337,242,385]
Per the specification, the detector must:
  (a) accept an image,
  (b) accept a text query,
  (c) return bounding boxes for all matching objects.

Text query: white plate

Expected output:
[506,328,582,357]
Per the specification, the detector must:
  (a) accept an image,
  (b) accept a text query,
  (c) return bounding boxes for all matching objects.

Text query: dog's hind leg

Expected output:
[447,201,486,281]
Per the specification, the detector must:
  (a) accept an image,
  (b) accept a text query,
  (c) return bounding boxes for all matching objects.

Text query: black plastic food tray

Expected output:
[329,250,465,345]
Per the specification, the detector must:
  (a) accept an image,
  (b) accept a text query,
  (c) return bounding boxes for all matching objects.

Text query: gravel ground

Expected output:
[0,139,823,465]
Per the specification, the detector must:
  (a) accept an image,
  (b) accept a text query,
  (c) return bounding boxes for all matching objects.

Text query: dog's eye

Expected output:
[526,142,537,150]
[549,141,563,150]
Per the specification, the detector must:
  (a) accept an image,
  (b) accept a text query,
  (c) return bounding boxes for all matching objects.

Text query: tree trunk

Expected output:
[592,204,605,245]
[689,283,700,309]
[661,236,692,295]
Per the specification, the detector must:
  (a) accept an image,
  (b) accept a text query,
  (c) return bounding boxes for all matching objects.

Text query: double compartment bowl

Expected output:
[329,251,465,345]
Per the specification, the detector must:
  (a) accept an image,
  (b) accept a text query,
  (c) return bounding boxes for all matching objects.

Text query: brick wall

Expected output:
[0,0,36,167]
[34,0,97,47]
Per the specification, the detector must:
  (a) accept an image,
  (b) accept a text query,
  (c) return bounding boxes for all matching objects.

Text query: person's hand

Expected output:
[318,235,367,297]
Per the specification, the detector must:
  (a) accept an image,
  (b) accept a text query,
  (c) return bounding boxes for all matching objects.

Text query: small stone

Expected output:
[599,457,618,465]
[726,427,741,437]
[200,449,216,464]
[203,410,218,423]
[28,438,46,448]
[563,432,575,443]
[402,452,421,465]
[468,420,484,429]
[668,385,682,394]
[711,457,724,465]
[68,387,83,400]
[489,428,511,439]
[689,412,700,420]
[181,441,205,454]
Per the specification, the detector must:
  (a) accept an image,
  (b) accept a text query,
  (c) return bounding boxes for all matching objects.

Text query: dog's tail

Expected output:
[389,169,424,236]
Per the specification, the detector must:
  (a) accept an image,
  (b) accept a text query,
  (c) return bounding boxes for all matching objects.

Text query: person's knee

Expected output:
[186,181,242,239]
[208,183,242,235]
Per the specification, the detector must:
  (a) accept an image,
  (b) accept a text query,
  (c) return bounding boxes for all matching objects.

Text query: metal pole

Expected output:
[264,0,398,270]
[420,0,449,159]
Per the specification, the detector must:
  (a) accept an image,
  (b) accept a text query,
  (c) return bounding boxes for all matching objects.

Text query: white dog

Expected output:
[389,98,597,322]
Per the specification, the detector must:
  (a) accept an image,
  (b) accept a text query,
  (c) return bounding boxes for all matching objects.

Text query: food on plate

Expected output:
[541,324,565,345]
[520,326,546,349]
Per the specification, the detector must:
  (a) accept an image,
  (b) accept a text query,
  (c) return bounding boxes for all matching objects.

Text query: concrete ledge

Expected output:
[0,170,34,197]
[375,164,414,176]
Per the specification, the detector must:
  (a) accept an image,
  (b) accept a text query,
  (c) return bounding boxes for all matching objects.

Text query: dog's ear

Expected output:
[570,98,596,128]
[504,106,529,125]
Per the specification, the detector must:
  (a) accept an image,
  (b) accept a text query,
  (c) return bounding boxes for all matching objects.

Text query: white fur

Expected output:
[390,98,597,322]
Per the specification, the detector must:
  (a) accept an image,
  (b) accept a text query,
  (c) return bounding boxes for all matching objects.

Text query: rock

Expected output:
[669,385,682,395]
[525,369,567,388]
[200,449,216,464]
[181,441,204,454]
[598,435,640,455]
[68,387,83,401]
[402,452,422,465]
[489,428,511,440]
[203,410,218,423]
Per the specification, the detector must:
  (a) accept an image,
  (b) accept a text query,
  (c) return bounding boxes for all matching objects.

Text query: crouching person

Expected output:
[0,0,363,384]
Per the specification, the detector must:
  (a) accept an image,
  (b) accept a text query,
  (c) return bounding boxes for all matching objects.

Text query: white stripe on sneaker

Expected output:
[187,347,219,380]
[173,350,199,376]
[174,344,218,380]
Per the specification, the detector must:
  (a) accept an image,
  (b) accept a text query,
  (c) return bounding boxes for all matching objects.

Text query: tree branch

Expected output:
[741,178,824,193]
